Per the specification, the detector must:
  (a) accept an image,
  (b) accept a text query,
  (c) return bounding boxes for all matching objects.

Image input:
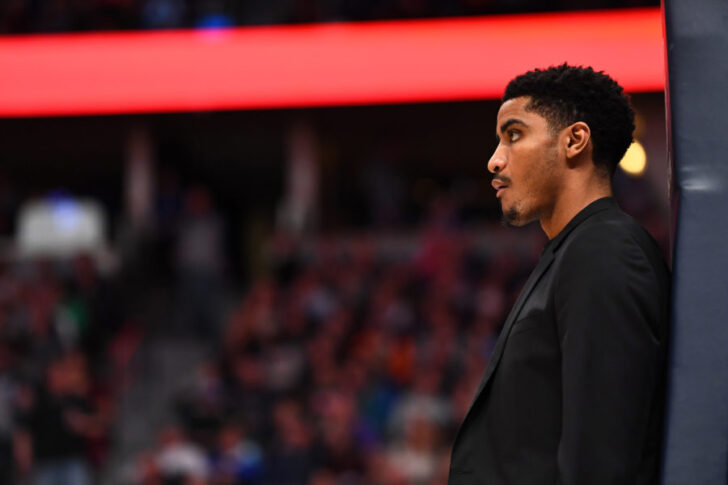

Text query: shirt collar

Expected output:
[541,196,618,255]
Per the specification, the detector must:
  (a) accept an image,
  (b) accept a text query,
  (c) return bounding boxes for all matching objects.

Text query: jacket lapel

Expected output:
[471,198,616,402]
[469,249,555,407]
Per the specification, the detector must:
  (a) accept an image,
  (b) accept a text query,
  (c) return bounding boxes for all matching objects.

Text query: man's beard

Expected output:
[500,205,519,226]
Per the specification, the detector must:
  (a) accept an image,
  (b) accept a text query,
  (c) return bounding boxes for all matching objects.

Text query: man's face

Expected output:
[489,96,563,226]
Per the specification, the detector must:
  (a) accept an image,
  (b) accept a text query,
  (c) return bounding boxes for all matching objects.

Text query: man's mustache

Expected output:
[492,175,511,185]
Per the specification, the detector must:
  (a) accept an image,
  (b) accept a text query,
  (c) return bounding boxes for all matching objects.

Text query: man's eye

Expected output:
[508,130,521,142]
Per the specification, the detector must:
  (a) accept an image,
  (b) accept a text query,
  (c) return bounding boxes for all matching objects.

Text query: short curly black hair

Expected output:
[503,63,635,177]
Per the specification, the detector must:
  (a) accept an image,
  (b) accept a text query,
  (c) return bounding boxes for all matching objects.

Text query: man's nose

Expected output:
[488,149,506,174]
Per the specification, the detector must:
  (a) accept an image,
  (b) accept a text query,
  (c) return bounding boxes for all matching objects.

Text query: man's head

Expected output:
[489,64,635,227]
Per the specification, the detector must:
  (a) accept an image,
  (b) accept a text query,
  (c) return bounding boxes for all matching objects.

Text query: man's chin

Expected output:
[500,206,521,227]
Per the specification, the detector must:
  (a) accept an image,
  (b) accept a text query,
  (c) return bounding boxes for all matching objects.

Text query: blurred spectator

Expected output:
[363,448,407,485]
[360,157,405,228]
[208,423,264,484]
[142,0,186,29]
[386,415,441,484]
[155,426,209,483]
[223,347,274,443]
[175,360,226,447]
[311,390,366,478]
[0,344,16,485]
[388,367,451,441]
[131,452,163,485]
[266,400,316,484]
[14,352,98,485]
[174,186,228,340]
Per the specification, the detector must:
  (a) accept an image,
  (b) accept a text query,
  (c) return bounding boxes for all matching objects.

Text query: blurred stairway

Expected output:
[102,289,213,485]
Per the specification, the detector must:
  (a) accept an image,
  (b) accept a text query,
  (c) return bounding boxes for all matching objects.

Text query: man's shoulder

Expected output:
[559,206,665,270]
[552,204,670,338]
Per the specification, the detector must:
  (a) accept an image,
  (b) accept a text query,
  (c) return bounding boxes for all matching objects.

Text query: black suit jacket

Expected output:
[449,197,670,485]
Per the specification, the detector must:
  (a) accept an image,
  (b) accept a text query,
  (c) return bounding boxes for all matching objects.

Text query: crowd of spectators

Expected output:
[1,0,658,34]
[122,197,544,484]
[0,253,138,484]
[0,175,665,485]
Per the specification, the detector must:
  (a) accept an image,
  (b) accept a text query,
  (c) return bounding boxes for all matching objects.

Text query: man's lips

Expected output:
[491,179,509,197]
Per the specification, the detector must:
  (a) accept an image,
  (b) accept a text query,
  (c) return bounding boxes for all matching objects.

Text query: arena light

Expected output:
[17,197,107,257]
[0,8,663,117]
[619,141,648,177]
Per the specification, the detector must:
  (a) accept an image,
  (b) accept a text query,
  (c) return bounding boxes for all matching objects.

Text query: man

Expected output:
[449,64,670,484]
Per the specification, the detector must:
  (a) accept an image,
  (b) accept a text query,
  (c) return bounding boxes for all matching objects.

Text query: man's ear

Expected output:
[564,121,591,162]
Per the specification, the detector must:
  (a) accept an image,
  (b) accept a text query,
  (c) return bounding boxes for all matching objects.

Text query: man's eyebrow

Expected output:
[496,118,528,139]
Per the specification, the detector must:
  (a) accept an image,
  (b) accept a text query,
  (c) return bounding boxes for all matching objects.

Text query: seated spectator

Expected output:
[155,426,209,483]
[14,353,97,485]
[266,400,316,484]
[208,423,264,484]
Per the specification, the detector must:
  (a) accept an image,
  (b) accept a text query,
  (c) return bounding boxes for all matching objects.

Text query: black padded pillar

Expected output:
[662,1,728,483]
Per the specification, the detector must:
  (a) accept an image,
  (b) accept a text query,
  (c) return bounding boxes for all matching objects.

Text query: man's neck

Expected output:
[539,182,612,240]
